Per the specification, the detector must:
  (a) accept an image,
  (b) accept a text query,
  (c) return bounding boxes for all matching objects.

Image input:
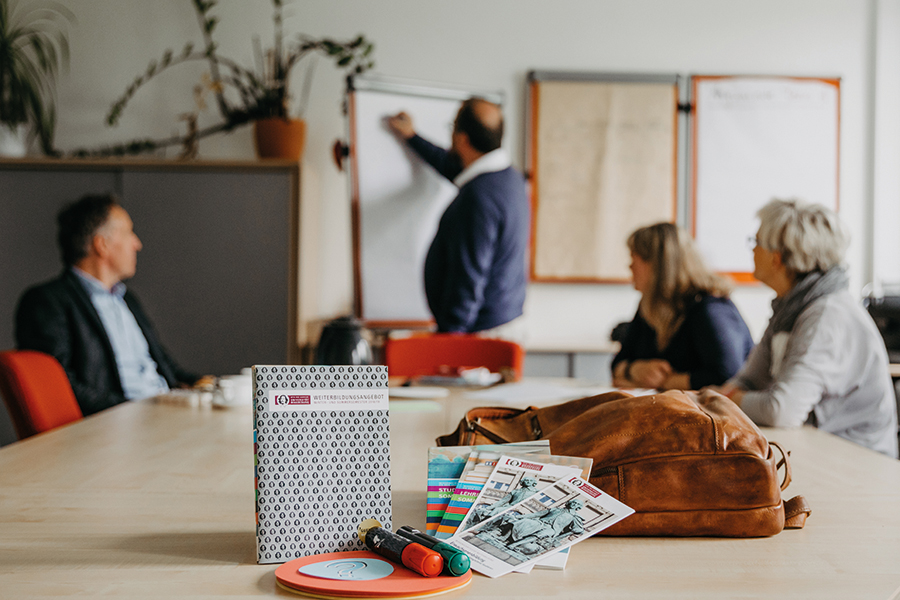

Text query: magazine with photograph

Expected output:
[454,454,591,572]
[454,455,585,534]
[447,475,634,578]
[435,446,555,539]
[426,442,550,534]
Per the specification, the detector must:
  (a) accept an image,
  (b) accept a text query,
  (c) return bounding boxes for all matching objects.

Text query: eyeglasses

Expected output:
[747,236,760,251]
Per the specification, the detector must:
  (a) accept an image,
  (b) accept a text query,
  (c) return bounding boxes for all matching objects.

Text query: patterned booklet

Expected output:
[253,365,391,564]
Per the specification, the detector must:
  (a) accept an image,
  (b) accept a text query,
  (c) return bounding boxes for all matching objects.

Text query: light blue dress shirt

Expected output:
[73,268,169,400]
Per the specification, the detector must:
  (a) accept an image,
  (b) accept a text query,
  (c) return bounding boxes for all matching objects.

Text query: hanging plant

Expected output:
[72,0,374,157]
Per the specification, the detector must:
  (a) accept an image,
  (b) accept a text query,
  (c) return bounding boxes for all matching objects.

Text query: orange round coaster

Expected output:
[274,551,472,599]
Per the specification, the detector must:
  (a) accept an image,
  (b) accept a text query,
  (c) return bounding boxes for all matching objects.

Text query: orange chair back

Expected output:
[0,350,83,440]
[383,334,524,379]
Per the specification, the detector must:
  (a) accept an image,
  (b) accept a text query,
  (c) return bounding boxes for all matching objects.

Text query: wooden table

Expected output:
[1,381,900,599]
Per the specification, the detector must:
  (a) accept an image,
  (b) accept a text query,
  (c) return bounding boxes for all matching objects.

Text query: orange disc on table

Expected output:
[274,550,472,599]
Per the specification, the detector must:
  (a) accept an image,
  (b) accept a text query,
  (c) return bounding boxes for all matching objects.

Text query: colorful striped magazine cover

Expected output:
[426,442,549,535]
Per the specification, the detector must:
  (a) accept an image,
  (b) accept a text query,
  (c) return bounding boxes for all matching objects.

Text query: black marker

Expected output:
[357,519,443,577]
[397,526,471,576]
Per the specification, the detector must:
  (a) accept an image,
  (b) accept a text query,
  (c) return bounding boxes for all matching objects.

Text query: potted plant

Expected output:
[98,0,374,160]
[0,0,71,157]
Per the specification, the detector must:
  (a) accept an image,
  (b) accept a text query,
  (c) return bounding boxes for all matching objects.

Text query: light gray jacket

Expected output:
[731,290,898,458]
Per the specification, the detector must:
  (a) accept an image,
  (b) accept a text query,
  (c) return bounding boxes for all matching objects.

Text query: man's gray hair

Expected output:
[756,198,849,274]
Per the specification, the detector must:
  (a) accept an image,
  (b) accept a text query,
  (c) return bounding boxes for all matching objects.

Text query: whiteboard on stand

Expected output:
[348,75,503,326]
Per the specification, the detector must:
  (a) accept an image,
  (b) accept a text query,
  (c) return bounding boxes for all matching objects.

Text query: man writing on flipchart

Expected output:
[387,98,529,340]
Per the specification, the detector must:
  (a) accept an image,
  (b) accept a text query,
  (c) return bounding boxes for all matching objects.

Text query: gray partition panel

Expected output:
[123,169,291,376]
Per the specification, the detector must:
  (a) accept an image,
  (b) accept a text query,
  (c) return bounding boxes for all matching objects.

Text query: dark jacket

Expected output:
[612,294,754,389]
[15,270,197,416]
[408,135,529,333]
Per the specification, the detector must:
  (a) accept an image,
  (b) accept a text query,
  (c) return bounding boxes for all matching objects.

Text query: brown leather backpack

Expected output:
[437,389,810,537]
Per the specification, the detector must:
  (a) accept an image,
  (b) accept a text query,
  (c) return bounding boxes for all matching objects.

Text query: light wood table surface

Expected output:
[1,380,900,599]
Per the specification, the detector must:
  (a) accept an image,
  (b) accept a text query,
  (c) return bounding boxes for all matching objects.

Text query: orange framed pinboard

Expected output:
[690,75,841,282]
[527,70,681,283]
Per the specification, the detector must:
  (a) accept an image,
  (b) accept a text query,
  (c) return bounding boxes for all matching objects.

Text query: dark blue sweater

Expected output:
[611,294,754,389]
[407,135,529,333]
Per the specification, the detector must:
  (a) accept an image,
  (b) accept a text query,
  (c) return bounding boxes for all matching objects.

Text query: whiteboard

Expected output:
[692,76,840,277]
[528,71,679,282]
[348,76,503,325]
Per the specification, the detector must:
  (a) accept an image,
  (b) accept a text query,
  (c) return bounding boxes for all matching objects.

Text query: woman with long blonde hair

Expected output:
[612,222,753,390]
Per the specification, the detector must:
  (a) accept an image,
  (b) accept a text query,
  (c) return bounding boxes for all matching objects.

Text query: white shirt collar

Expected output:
[453,148,511,188]
[72,267,126,297]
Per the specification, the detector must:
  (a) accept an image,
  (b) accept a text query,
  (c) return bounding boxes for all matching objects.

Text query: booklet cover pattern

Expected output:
[254,365,391,564]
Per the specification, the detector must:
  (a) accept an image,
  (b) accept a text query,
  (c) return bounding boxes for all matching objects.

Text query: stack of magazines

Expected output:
[426,443,633,577]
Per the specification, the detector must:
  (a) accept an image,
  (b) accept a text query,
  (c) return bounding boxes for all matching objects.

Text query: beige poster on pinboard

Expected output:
[532,80,678,281]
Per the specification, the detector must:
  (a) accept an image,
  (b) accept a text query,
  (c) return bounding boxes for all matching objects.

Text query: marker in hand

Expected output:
[357,519,443,578]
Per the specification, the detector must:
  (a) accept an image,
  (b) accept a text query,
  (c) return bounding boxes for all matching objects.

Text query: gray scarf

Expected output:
[768,266,849,334]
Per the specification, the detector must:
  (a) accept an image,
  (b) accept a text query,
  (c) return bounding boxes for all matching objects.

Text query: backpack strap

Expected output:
[769,440,792,490]
[784,495,811,529]
[769,440,810,529]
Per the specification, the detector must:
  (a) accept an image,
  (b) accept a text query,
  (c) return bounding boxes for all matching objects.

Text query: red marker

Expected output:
[358,519,443,577]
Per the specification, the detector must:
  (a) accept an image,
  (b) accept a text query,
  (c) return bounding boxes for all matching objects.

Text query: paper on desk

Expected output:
[464,382,660,404]
[463,381,614,404]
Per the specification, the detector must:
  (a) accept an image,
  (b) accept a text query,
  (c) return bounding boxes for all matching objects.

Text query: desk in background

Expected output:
[525,341,619,380]
[1,381,899,599]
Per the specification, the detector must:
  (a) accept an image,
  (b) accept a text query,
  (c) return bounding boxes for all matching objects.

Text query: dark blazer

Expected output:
[15,270,198,416]
[408,135,529,333]
[611,294,754,389]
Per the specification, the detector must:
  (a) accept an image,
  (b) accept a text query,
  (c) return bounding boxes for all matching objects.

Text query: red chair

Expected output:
[0,350,83,440]
[383,334,525,380]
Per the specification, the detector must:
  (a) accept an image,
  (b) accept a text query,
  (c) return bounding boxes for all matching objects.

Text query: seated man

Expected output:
[15,194,200,416]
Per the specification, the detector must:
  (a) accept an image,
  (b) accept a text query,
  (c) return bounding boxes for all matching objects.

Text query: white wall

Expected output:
[48,0,898,346]
[873,0,900,287]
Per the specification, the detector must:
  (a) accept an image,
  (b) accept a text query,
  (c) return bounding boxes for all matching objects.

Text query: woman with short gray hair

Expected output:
[715,199,898,457]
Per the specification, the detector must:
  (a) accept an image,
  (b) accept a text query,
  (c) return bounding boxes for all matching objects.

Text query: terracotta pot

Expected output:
[253,117,306,161]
